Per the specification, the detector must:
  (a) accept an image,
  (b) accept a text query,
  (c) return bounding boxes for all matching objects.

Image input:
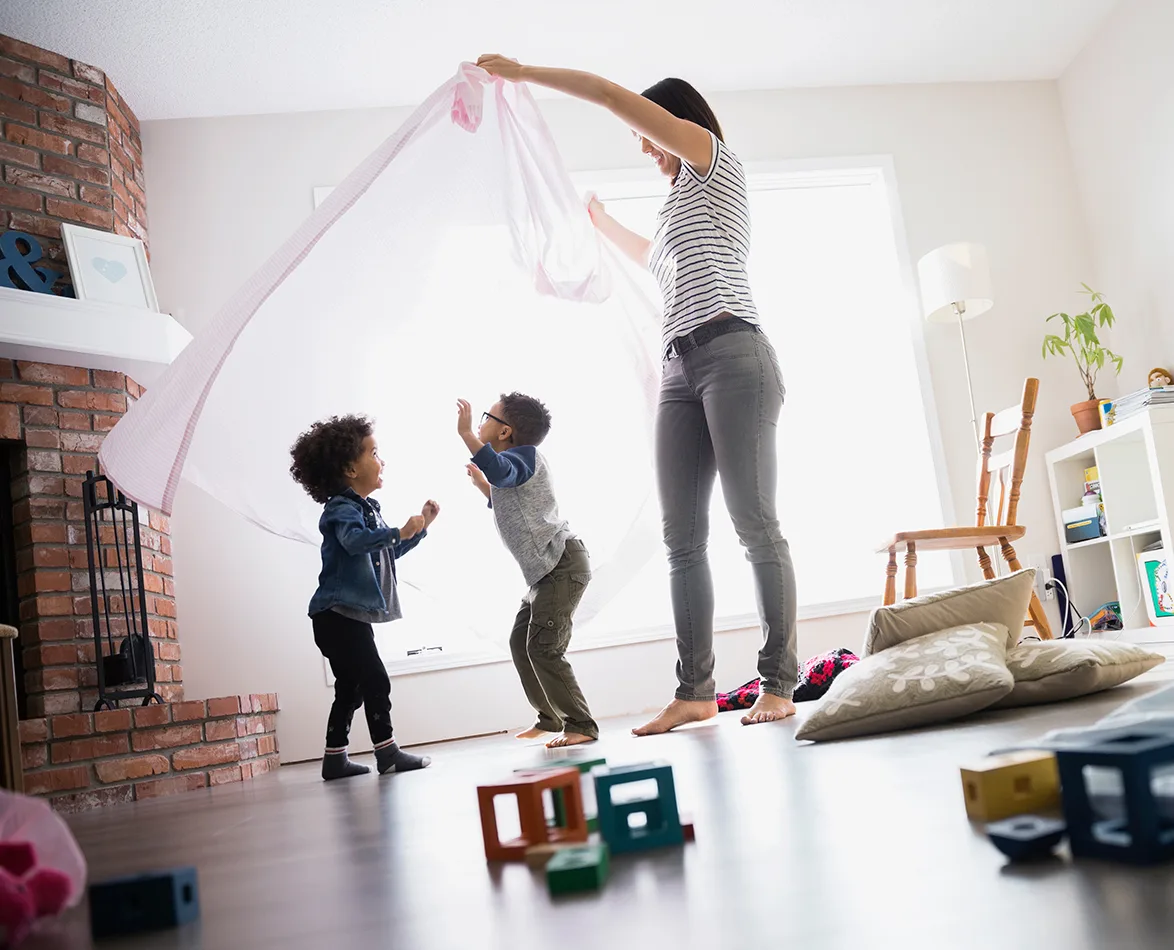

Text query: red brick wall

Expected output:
[1,358,180,717]
[0,32,147,292]
[19,694,280,813]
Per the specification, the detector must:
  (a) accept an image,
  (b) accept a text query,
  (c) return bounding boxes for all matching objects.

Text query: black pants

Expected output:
[312,611,393,749]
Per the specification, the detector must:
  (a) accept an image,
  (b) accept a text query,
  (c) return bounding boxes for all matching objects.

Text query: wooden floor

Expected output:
[30,665,1174,950]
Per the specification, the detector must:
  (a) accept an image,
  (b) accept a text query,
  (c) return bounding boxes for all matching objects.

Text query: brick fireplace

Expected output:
[1,33,280,810]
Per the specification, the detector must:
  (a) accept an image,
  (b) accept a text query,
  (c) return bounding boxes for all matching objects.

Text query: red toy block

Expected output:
[477,767,588,861]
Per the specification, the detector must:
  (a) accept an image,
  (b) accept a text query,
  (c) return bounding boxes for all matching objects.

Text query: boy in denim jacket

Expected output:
[290,414,438,780]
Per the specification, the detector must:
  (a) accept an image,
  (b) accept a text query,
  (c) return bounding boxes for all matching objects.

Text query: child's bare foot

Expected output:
[515,727,554,740]
[740,694,796,725]
[632,699,718,736]
[546,732,595,748]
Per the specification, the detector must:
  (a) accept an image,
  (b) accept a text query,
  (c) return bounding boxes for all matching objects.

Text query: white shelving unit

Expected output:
[1046,405,1174,642]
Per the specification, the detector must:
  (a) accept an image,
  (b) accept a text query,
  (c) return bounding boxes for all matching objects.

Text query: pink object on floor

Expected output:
[0,793,86,946]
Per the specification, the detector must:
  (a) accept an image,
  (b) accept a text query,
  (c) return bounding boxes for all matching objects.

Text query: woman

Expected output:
[477,55,798,734]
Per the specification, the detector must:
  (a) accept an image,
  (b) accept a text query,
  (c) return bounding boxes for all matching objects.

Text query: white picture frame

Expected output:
[60,223,159,311]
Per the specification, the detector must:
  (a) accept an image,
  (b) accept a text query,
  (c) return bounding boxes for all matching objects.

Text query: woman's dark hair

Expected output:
[289,414,372,504]
[641,78,724,142]
[499,392,552,447]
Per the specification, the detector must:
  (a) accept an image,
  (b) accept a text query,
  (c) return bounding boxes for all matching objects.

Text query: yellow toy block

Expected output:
[959,751,1060,822]
[523,841,583,870]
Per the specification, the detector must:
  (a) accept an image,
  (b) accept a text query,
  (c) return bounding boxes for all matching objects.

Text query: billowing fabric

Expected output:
[99,64,662,637]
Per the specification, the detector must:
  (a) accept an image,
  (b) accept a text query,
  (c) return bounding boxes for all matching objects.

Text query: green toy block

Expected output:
[546,843,609,895]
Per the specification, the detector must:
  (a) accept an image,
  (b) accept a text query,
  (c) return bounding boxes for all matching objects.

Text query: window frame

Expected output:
[372,155,964,676]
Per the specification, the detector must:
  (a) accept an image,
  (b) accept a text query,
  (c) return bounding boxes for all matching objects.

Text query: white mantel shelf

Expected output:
[0,286,190,386]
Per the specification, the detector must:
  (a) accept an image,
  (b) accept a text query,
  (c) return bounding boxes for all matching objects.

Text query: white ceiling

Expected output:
[1,0,1121,121]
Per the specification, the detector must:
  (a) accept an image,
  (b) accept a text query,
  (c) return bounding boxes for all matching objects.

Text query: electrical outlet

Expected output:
[1033,558,1054,600]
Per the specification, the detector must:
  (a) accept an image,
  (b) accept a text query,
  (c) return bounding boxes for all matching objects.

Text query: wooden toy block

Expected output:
[1054,731,1174,865]
[960,751,1060,822]
[89,867,200,939]
[593,761,683,854]
[524,841,582,869]
[519,757,606,833]
[477,767,588,861]
[987,815,1067,861]
[546,842,609,895]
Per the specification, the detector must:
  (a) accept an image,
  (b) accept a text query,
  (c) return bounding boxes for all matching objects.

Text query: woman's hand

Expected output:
[476,54,526,82]
[586,193,606,227]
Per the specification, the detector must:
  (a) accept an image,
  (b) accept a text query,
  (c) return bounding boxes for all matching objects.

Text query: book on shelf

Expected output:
[1103,386,1174,425]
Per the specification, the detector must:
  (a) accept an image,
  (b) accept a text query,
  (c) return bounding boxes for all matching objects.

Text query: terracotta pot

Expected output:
[1071,398,1102,435]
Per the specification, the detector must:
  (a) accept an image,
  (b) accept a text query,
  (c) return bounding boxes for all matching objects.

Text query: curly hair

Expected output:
[499,392,552,447]
[289,414,372,504]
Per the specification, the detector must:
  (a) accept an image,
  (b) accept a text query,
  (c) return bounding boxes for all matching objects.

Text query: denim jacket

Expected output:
[307,489,425,618]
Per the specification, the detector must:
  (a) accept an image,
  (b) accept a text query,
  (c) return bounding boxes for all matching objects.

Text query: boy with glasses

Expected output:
[456,394,598,748]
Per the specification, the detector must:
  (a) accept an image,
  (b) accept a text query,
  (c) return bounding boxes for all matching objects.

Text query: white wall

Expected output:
[143,79,1090,762]
[1059,0,1174,387]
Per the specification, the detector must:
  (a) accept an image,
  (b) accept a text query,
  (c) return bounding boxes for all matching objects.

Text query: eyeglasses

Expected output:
[481,412,511,428]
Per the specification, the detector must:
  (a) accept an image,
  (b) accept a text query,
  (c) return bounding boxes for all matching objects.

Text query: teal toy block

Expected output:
[593,761,683,853]
[1054,730,1174,865]
[546,842,609,895]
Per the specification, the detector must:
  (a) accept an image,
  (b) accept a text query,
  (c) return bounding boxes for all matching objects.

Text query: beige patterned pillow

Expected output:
[991,639,1165,708]
[796,622,1013,741]
[863,569,1036,656]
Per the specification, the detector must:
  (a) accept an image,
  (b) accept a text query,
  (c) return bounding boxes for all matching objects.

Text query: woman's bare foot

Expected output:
[740,693,796,725]
[515,727,554,740]
[546,732,595,748]
[632,699,718,736]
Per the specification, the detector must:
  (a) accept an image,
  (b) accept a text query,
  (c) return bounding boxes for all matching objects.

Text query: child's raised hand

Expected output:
[466,463,489,490]
[399,514,426,540]
[456,399,474,436]
[421,499,440,526]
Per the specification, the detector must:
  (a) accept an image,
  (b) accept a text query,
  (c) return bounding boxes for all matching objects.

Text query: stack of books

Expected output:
[1103,386,1174,425]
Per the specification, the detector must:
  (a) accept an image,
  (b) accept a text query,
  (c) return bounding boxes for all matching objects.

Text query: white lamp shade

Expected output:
[917,242,994,323]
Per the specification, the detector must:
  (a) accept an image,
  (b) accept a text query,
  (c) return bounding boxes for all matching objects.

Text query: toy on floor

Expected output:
[0,791,86,947]
[986,815,1067,861]
[546,843,609,895]
[515,756,606,832]
[593,761,683,855]
[0,842,72,947]
[1053,730,1174,865]
[89,867,200,939]
[478,759,696,896]
[960,751,1060,822]
[477,768,588,861]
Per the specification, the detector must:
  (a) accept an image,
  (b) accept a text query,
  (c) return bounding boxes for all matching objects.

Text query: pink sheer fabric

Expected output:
[99,64,661,634]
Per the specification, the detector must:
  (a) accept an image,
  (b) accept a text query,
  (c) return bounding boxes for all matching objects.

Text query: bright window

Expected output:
[367,163,954,672]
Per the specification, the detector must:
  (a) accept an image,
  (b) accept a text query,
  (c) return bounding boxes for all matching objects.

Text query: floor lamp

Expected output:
[917,242,994,449]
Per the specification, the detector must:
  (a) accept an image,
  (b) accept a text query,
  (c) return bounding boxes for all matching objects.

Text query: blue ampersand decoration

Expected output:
[0,231,64,295]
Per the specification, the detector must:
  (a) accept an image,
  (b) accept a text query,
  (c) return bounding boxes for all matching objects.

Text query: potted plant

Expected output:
[1042,284,1124,434]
